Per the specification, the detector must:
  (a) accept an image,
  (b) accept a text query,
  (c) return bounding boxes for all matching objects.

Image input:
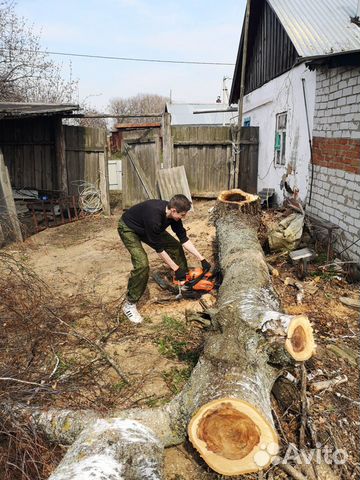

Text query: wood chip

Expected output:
[339,296,360,310]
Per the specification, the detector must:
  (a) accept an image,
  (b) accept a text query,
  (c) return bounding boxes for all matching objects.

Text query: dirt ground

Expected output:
[0,198,359,479]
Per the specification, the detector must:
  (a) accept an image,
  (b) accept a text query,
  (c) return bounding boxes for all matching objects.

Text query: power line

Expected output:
[0,48,235,66]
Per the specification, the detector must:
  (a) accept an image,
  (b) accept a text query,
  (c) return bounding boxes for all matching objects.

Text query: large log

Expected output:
[21,189,315,478]
[182,189,315,475]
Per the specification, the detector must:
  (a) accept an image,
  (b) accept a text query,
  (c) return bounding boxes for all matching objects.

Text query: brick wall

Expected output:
[312,137,360,174]
[307,66,360,262]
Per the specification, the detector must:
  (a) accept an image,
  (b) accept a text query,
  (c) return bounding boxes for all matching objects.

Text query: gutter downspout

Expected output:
[301,78,314,206]
[235,0,251,189]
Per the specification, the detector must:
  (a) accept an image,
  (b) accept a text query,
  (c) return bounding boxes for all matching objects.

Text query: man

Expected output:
[118,194,211,323]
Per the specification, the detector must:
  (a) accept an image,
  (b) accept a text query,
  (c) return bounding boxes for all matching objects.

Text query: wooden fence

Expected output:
[65,126,108,195]
[122,127,161,209]
[0,117,109,213]
[122,124,259,208]
[172,126,233,197]
[0,117,57,191]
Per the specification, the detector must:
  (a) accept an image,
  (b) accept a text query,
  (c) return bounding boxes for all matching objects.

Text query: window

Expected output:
[243,117,251,127]
[274,112,287,166]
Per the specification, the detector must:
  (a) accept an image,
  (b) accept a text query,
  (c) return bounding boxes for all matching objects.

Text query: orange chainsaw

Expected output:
[153,267,216,299]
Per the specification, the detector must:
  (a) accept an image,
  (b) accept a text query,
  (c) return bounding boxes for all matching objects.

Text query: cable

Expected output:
[71,180,102,213]
[0,48,235,66]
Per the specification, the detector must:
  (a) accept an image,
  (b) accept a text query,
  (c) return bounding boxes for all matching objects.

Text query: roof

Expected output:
[166,103,236,125]
[114,122,161,130]
[268,0,360,58]
[0,102,80,118]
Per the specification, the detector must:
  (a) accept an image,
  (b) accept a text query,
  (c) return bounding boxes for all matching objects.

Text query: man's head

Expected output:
[166,194,192,221]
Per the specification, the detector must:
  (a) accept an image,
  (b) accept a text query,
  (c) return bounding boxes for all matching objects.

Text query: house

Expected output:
[230,0,360,261]
[165,102,235,126]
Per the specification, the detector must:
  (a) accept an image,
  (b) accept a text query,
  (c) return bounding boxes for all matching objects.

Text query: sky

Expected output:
[15,0,246,112]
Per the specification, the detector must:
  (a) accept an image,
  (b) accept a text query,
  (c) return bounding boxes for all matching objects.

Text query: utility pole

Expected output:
[234,0,251,188]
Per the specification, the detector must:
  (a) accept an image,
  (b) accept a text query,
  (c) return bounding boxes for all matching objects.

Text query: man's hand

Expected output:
[175,267,187,281]
[201,259,211,273]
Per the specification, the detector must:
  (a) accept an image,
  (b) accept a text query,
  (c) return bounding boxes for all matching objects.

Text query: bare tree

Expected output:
[108,93,168,125]
[0,0,77,103]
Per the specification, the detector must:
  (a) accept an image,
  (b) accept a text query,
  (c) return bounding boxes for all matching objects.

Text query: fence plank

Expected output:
[0,149,23,242]
[99,152,110,215]
[124,143,156,199]
[157,166,193,208]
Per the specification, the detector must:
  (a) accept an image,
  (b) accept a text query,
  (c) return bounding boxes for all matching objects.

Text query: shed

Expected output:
[0,102,110,244]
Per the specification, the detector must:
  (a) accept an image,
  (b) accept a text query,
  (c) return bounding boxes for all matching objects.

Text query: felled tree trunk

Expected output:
[23,189,315,479]
[184,189,315,475]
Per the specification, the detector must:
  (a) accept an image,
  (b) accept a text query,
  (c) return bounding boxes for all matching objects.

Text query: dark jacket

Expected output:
[121,199,188,253]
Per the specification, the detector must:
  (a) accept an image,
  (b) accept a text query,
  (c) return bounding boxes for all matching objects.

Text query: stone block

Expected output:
[347,95,357,104]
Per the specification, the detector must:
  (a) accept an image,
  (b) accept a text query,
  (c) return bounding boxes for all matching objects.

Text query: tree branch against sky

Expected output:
[0,0,77,102]
[13,0,244,111]
[109,93,168,124]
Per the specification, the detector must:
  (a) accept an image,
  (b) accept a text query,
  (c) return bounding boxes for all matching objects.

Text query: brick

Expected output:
[332,90,344,100]
[353,85,360,95]
[337,95,346,104]
[341,106,352,115]
[348,78,358,87]
[343,87,353,96]
[347,95,358,104]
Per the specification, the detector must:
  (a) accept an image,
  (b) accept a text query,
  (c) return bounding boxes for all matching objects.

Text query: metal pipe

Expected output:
[301,77,314,206]
[357,0,360,17]
[235,0,251,188]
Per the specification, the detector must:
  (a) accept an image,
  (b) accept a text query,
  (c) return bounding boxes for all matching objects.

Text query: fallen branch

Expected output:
[310,375,348,394]
[299,363,308,449]
[43,306,130,384]
[279,463,307,480]
[0,377,45,387]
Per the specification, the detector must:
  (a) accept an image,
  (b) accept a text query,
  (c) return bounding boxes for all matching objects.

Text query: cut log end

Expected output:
[188,398,279,476]
[218,188,259,206]
[285,316,316,362]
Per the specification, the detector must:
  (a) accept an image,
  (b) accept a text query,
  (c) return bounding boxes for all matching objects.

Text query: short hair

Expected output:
[168,194,192,213]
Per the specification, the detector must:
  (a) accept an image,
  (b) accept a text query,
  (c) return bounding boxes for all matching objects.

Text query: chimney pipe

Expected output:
[357,0,360,18]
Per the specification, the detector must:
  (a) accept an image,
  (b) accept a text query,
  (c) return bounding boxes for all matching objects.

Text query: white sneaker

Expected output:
[122,301,143,324]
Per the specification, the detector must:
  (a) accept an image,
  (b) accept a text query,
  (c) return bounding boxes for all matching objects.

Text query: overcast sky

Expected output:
[16,0,246,111]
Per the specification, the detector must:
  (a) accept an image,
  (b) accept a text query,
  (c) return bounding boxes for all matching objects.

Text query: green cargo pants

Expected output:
[118,219,188,303]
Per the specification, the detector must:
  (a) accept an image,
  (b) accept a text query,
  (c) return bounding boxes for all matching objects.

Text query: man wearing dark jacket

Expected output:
[118,194,210,323]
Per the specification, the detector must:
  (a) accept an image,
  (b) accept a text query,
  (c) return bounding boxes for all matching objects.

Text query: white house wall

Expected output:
[242,64,316,204]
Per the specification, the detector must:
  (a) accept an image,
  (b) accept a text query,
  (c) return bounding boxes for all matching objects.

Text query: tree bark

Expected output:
[18,189,316,478]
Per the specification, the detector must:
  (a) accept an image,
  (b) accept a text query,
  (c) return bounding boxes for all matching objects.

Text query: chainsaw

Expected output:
[153,267,216,299]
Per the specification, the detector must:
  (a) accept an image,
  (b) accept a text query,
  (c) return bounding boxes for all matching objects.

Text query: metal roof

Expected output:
[0,102,80,118]
[166,103,236,125]
[268,0,360,58]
